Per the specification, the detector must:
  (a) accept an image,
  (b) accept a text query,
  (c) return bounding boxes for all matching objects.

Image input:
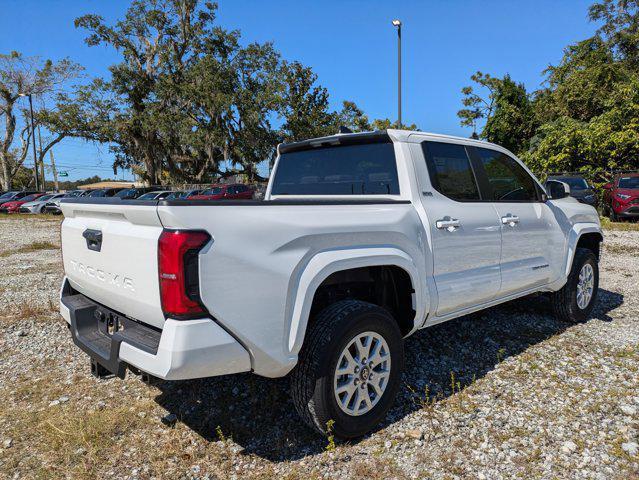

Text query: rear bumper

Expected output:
[59,278,251,380]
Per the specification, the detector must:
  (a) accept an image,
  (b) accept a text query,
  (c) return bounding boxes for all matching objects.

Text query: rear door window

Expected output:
[421,141,481,201]
[271,142,399,195]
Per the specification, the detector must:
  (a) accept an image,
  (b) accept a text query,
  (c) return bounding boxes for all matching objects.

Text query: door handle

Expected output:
[82,229,103,252]
[436,218,461,232]
[501,215,520,227]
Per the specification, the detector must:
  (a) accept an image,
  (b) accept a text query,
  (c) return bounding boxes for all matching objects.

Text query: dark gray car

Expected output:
[546,175,597,206]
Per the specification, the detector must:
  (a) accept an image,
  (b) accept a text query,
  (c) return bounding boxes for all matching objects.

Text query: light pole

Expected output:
[392,19,402,129]
[18,92,40,191]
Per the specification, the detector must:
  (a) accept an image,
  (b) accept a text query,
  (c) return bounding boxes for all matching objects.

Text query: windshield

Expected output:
[202,187,224,195]
[553,177,589,190]
[20,194,38,202]
[88,190,107,197]
[0,191,18,199]
[271,141,399,195]
[36,194,54,202]
[166,191,184,199]
[115,189,136,198]
[618,177,639,189]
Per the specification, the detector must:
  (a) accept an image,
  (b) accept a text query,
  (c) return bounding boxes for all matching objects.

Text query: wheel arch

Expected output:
[286,247,425,357]
[564,224,603,276]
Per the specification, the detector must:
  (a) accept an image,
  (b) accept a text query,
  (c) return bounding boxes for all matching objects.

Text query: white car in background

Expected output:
[19,193,65,214]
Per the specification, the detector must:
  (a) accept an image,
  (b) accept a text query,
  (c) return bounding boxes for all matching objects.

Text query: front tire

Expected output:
[551,248,599,323]
[291,300,404,439]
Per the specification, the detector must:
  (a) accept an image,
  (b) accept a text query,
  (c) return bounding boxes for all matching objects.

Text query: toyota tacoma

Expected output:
[59,130,602,438]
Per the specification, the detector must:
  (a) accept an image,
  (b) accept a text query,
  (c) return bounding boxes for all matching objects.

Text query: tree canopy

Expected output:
[72,0,413,185]
[458,0,639,185]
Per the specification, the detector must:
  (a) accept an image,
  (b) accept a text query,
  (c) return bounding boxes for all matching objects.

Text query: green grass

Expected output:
[600,217,639,231]
[0,240,59,258]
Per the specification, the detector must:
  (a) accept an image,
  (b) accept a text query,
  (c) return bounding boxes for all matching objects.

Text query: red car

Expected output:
[0,193,46,214]
[190,184,254,201]
[603,173,639,221]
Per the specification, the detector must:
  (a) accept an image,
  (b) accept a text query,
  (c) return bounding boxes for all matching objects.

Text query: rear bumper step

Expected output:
[59,278,252,380]
[62,288,162,379]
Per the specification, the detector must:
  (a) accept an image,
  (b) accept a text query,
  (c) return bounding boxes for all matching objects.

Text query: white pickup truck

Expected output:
[59,130,602,438]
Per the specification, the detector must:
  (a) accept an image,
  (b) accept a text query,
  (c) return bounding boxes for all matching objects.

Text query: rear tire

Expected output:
[551,248,598,323]
[291,300,404,439]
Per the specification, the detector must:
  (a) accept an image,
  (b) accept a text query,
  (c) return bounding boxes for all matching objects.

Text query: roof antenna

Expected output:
[338,126,353,134]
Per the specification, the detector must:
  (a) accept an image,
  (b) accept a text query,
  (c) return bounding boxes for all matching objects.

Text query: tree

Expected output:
[458,0,639,186]
[0,52,81,190]
[75,0,222,184]
[279,61,337,142]
[458,72,536,153]
[589,0,639,67]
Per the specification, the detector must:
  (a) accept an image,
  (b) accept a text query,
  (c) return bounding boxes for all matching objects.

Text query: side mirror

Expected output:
[603,182,612,190]
[545,180,571,200]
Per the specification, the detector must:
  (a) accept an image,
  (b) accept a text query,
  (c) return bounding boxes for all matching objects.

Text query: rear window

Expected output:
[271,142,399,195]
[551,177,588,190]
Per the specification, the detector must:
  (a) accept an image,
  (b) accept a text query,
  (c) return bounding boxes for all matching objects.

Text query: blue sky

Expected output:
[0,0,598,182]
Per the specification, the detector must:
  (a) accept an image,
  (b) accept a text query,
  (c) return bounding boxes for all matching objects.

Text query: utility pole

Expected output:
[37,125,46,189]
[392,19,402,129]
[18,93,40,191]
[49,149,59,192]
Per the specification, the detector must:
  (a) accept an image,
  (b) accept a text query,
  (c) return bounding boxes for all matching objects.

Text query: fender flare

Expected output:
[564,223,603,276]
[285,247,425,356]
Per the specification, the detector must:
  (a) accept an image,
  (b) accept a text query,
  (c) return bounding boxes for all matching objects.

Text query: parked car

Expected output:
[165,191,186,200]
[114,187,157,200]
[190,183,254,200]
[77,189,100,197]
[0,190,39,208]
[59,130,602,439]
[182,189,204,198]
[602,173,639,221]
[86,188,126,198]
[43,191,84,215]
[19,193,66,214]
[136,190,173,200]
[546,175,596,206]
[0,193,46,213]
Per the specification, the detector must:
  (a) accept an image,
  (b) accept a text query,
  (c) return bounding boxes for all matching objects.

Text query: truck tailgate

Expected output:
[60,200,166,329]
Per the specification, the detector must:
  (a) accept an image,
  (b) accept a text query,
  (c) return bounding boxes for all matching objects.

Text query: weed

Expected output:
[325,419,336,452]
[497,347,507,363]
[215,424,226,442]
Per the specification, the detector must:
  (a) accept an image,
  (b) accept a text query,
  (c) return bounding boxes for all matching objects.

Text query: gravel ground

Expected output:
[0,216,638,479]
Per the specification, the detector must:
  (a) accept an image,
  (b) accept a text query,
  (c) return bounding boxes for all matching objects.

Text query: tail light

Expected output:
[158,229,211,319]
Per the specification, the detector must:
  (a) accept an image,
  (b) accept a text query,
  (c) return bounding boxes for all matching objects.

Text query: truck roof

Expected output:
[278,129,507,154]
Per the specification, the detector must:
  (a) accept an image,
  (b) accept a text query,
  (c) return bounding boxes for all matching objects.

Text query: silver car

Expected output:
[42,191,84,214]
[19,193,65,214]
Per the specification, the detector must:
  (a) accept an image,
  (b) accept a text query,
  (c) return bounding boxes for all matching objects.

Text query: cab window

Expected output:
[421,141,481,201]
[476,148,538,202]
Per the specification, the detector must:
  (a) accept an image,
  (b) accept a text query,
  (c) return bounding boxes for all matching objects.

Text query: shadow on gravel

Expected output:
[152,288,623,462]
